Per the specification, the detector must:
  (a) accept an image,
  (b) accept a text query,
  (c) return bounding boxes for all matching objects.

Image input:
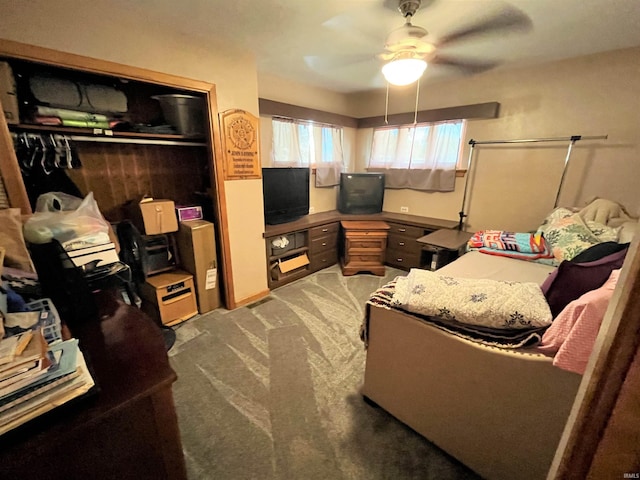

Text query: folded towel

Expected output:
[36,105,109,123]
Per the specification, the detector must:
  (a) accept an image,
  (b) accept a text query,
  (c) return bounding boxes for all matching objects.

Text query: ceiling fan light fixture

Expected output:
[382,57,427,86]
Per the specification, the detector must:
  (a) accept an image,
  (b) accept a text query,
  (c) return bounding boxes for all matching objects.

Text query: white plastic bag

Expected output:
[24,192,111,249]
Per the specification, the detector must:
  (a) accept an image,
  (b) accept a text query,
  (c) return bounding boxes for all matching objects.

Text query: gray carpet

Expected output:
[168,265,481,480]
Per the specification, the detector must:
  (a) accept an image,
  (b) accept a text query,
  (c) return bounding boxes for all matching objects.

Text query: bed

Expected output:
[361,199,638,480]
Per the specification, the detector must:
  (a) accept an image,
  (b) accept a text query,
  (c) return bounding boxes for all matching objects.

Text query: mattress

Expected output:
[438,250,556,284]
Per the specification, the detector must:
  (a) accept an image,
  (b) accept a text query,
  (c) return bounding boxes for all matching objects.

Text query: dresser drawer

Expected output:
[346,237,386,250]
[309,232,338,255]
[345,252,385,264]
[385,247,422,270]
[386,222,426,239]
[310,222,339,239]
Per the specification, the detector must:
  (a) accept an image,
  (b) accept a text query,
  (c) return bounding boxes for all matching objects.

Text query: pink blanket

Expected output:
[538,269,620,374]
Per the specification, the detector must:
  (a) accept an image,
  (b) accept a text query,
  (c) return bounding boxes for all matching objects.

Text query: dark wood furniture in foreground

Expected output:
[264,210,458,288]
[417,229,474,270]
[0,289,187,480]
[340,220,390,276]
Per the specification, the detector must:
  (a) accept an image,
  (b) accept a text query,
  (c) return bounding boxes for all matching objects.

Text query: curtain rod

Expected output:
[469,134,608,146]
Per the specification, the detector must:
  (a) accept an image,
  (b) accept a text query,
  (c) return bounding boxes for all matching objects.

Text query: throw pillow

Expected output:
[0,208,34,272]
[542,247,628,317]
[570,241,629,263]
[541,213,602,262]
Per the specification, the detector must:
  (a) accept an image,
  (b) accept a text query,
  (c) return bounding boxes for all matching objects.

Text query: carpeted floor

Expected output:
[168,265,481,480]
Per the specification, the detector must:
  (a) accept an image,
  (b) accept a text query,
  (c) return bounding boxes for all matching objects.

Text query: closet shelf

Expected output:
[9,123,208,147]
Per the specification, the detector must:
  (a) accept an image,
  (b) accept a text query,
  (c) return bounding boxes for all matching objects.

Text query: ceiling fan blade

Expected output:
[436,6,532,47]
[304,54,376,72]
[430,55,500,75]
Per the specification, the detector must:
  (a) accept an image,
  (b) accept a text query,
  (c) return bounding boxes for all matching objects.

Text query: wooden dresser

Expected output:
[340,220,390,276]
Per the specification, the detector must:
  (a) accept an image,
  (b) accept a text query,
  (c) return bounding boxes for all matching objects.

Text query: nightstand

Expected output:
[417,229,473,270]
[340,220,390,276]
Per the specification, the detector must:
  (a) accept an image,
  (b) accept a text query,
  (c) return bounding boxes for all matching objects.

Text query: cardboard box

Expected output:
[127,198,179,235]
[0,62,19,125]
[140,269,198,326]
[175,220,220,313]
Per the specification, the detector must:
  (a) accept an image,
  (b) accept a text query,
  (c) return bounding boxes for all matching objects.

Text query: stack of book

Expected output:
[0,303,95,435]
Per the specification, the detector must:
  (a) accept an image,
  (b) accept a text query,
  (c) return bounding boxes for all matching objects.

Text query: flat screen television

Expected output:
[338,172,385,214]
[262,167,310,225]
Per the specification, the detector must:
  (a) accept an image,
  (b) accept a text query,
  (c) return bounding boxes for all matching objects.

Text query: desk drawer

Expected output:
[385,247,421,270]
[309,232,338,255]
[386,222,425,238]
[309,250,338,272]
[386,233,422,255]
[310,222,339,239]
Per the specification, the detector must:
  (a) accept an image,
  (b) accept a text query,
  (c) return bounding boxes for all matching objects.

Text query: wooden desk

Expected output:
[0,290,187,480]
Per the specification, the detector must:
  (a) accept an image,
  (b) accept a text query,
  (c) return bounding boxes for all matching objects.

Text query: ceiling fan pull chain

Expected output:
[385,82,390,125]
[413,80,420,124]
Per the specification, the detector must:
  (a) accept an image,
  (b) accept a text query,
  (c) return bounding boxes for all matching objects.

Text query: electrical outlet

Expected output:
[309,206,315,214]
[400,206,409,213]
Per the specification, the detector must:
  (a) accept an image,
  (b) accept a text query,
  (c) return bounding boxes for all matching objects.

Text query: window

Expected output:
[271,117,344,187]
[271,118,343,168]
[368,120,465,191]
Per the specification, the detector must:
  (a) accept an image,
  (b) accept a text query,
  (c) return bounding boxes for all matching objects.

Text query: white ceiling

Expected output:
[116,0,640,93]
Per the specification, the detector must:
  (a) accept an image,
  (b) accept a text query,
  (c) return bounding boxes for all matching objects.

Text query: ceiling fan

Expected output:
[379,0,532,85]
[310,0,533,87]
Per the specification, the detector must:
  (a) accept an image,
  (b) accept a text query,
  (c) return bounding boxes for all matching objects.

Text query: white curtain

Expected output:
[315,125,343,187]
[271,118,344,187]
[271,118,303,166]
[368,120,464,191]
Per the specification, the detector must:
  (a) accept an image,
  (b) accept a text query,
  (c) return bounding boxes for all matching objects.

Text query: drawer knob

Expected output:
[397,258,403,262]
[322,228,328,232]
[322,242,327,246]
[398,228,406,232]
[399,242,405,246]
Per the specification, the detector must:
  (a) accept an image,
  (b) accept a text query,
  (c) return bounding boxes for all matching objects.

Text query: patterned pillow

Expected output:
[392,269,552,330]
[539,214,602,262]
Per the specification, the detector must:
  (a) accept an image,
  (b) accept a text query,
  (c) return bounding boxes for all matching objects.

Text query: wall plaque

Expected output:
[219,109,260,180]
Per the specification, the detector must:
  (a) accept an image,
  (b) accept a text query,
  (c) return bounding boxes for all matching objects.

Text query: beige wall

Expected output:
[350,47,640,232]
[0,0,269,305]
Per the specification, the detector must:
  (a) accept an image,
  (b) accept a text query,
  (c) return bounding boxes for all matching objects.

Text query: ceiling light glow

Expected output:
[382,58,427,86]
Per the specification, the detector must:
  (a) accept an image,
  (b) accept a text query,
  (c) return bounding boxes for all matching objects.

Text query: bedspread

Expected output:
[361,279,547,349]
[393,268,552,329]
